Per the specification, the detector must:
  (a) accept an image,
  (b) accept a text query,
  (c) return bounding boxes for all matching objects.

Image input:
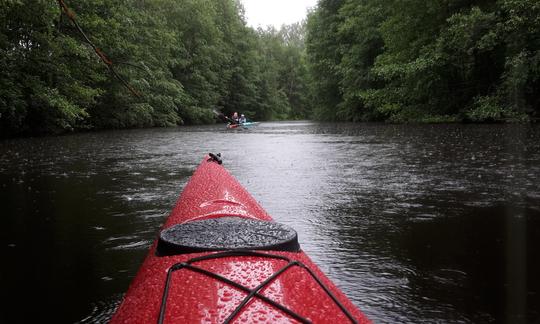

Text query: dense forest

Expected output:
[1,0,539,137]
[0,0,309,136]
[306,0,540,122]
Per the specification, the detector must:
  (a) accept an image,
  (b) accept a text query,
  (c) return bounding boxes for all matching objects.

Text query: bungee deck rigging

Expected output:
[158,250,359,324]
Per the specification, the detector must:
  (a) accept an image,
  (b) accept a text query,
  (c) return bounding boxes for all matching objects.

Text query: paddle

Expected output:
[212,109,238,125]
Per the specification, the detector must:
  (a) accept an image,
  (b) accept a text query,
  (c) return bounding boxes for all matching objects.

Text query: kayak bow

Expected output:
[111,155,370,323]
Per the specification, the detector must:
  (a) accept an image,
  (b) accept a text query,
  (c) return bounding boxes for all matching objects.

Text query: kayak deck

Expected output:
[110,155,370,323]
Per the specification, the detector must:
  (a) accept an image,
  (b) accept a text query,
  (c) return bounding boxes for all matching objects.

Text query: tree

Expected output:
[0,0,312,137]
[304,0,540,122]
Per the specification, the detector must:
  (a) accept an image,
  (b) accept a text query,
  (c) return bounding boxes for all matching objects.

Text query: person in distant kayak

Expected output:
[232,112,239,124]
[239,114,246,124]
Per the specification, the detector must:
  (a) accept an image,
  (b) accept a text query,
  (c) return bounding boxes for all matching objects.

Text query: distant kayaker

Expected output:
[239,114,246,123]
[231,112,239,124]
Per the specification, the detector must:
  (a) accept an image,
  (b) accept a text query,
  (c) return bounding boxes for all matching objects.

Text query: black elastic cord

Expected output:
[158,250,358,324]
[186,250,291,263]
[223,261,299,324]
[167,263,309,324]
[158,263,186,323]
[299,264,357,323]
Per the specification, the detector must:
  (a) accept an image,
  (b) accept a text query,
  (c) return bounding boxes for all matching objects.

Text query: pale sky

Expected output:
[241,0,318,28]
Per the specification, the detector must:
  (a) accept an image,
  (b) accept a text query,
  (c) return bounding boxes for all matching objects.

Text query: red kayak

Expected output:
[111,154,370,323]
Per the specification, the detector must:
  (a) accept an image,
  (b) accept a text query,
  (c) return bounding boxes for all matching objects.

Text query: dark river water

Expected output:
[1,121,540,323]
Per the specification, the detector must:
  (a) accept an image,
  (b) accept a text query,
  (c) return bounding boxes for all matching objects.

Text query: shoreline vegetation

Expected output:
[0,0,309,137]
[1,0,538,138]
[306,0,539,124]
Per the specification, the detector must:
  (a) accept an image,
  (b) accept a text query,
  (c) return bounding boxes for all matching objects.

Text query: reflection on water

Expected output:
[1,122,539,323]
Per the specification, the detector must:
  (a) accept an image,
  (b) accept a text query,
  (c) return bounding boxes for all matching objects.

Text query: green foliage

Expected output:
[251,25,310,121]
[306,0,345,121]
[305,0,540,123]
[0,0,310,137]
[466,95,507,121]
[3,0,538,135]
[0,0,100,135]
[466,95,529,122]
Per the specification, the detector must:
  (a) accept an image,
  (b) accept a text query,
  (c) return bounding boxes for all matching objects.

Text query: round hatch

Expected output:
[157,217,300,256]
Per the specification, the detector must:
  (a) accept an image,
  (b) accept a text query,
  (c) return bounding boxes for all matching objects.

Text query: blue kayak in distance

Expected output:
[227,122,260,129]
